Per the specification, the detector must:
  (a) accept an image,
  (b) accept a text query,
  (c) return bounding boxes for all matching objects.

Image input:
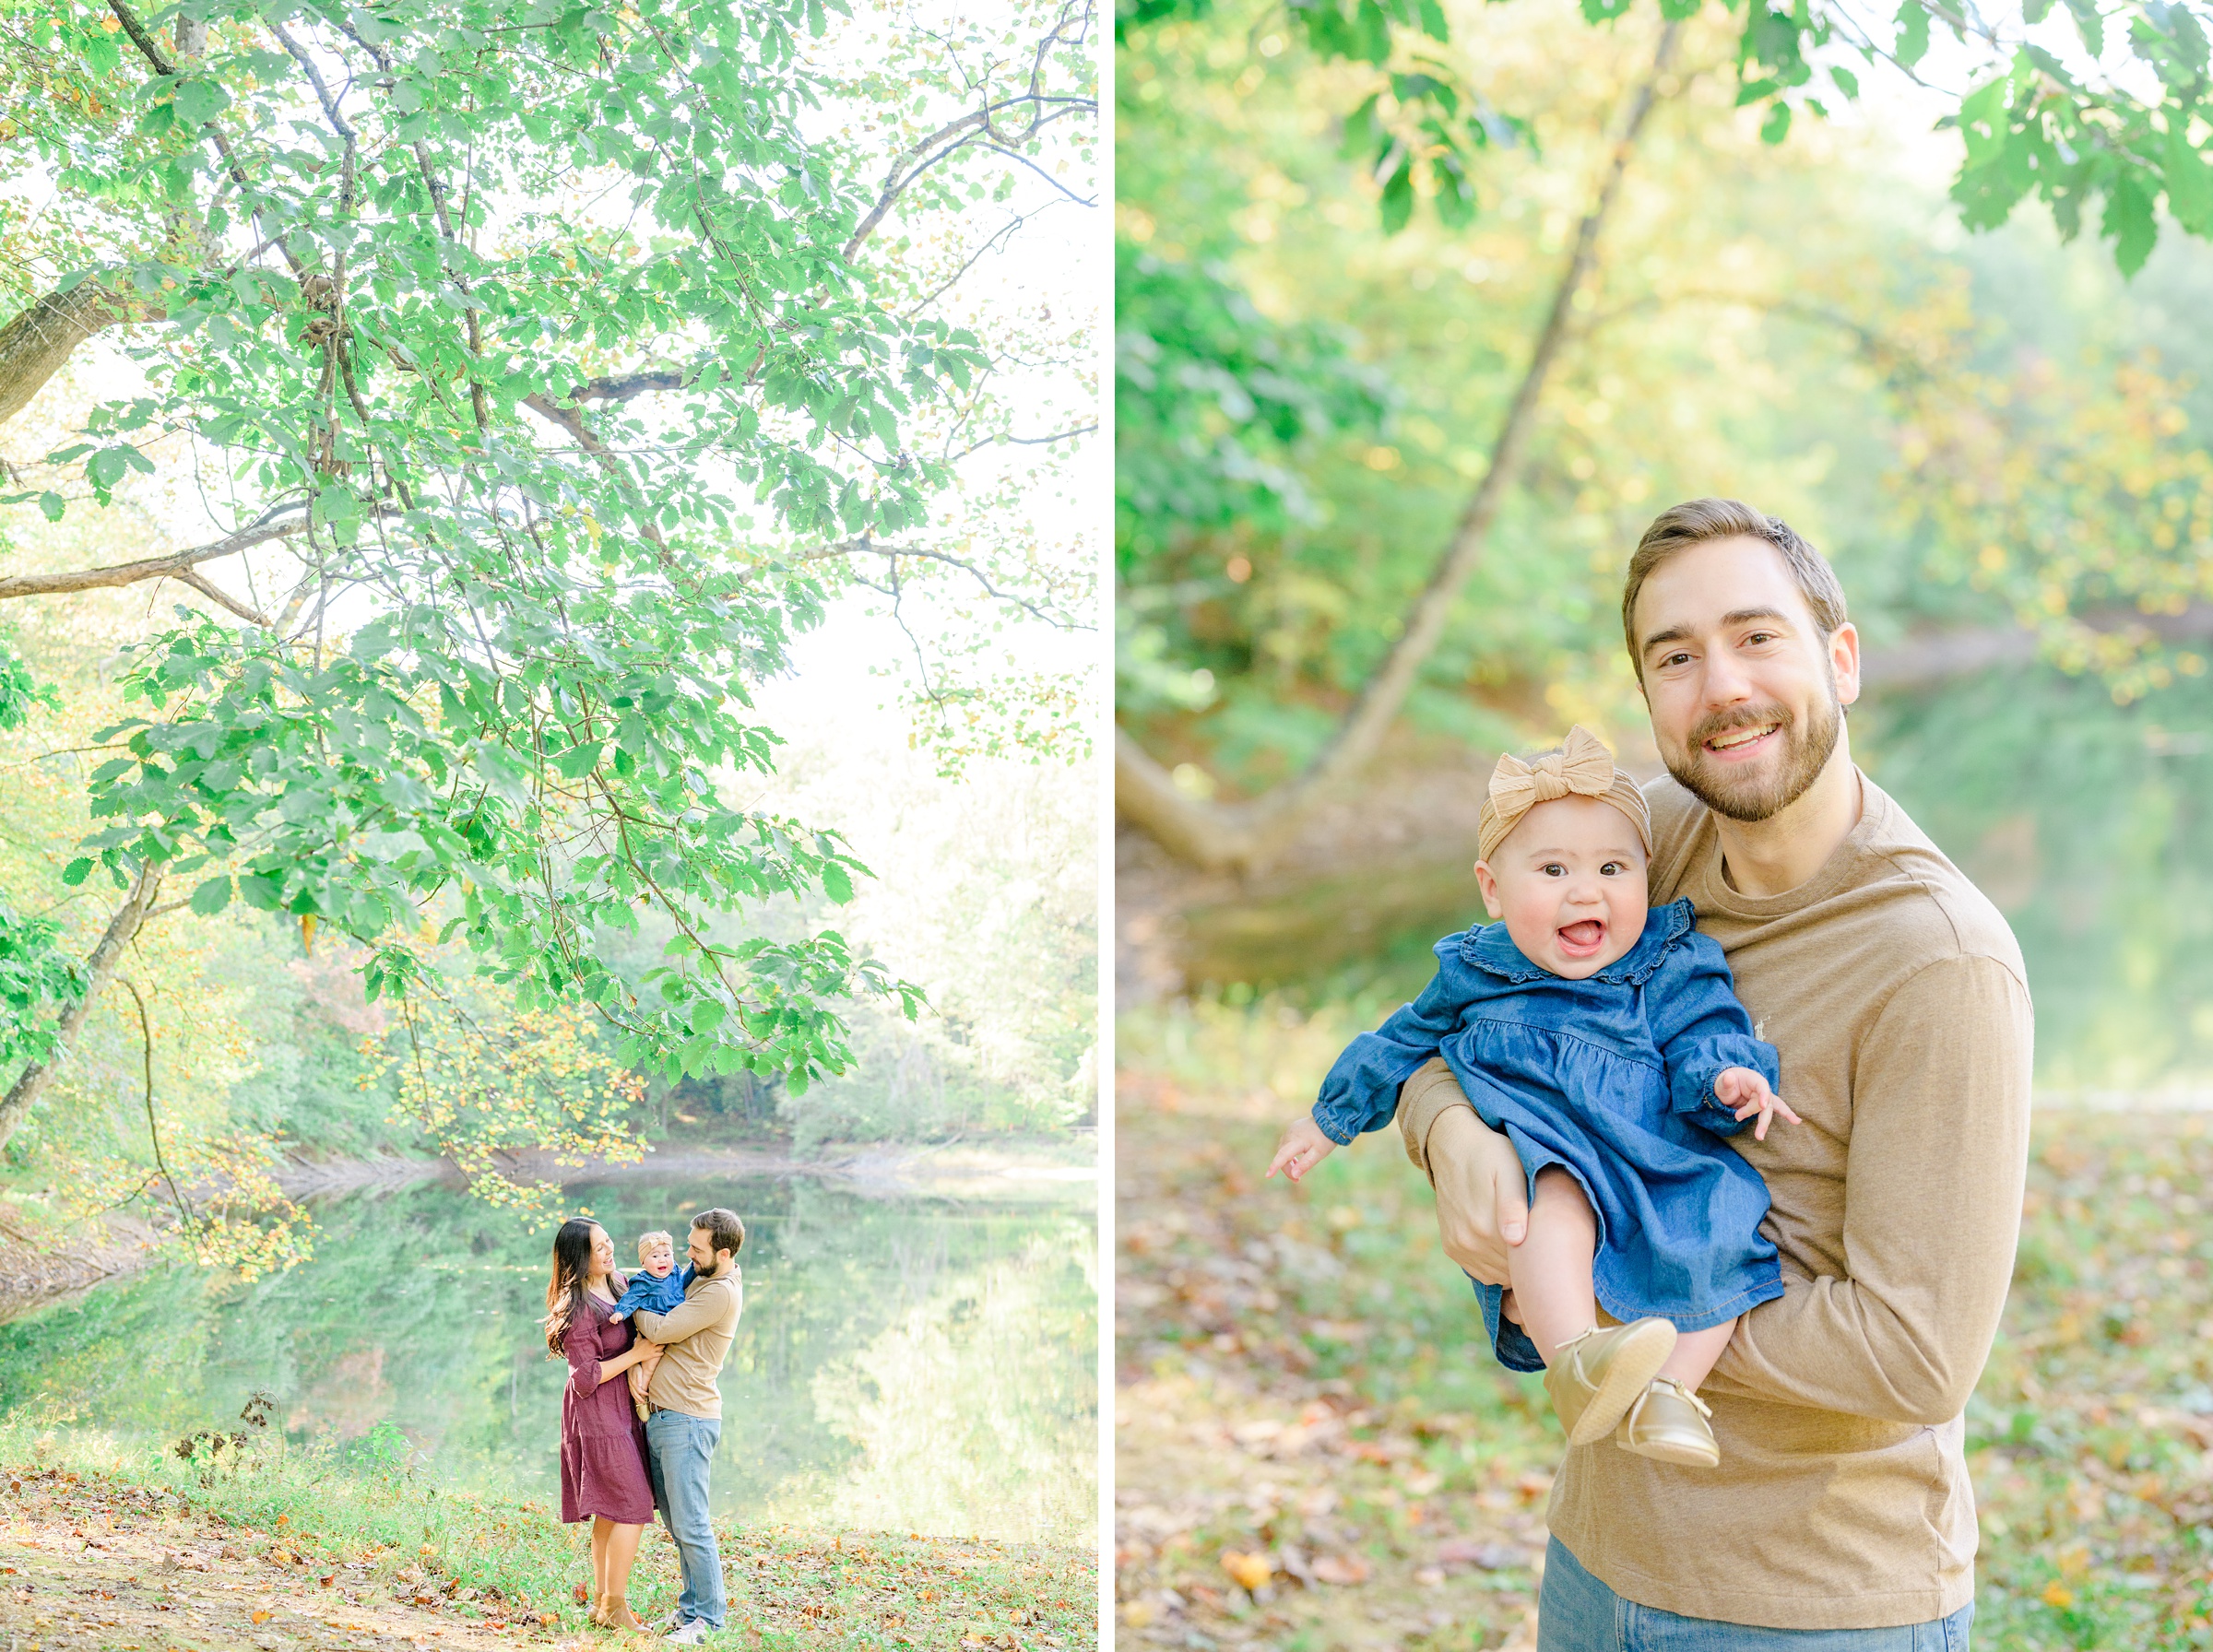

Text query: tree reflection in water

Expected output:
[0,1175,1097,1541]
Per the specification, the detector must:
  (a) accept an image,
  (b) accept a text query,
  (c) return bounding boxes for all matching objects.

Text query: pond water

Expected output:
[1176,668,2213,1088]
[0,1172,1097,1542]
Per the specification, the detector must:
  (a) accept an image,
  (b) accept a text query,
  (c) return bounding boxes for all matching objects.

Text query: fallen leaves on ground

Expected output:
[1117,1070,1554,1650]
[724,1528,1095,1648]
[1118,1057,2213,1650]
[0,1464,1098,1651]
[0,1469,541,1650]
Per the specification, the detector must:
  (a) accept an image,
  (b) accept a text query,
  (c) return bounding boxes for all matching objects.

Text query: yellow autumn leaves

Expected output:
[363,990,647,1216]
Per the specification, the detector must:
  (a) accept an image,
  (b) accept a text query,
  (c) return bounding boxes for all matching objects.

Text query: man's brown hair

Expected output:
[691,1207,745,1261]
[1621,499,1848,678]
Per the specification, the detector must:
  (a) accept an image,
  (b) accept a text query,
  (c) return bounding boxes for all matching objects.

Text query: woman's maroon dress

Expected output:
[559,1280,656,1525]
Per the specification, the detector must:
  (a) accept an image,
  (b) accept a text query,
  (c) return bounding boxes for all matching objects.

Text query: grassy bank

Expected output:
[0,1421,1095,1651]
[1116,1000,2213,1652]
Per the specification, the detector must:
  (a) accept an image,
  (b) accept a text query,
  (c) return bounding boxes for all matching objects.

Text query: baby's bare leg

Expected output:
[1658,1319,1734,1390]
[1504,1166,1598,1365]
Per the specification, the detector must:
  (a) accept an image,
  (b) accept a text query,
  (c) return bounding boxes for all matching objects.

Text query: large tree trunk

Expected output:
[1115,24,1683,872]
[0,867,165,1151]
[0,286,140,430]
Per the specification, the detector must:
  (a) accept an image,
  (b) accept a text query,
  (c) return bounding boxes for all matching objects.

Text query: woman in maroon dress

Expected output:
[543,1217,662,1629]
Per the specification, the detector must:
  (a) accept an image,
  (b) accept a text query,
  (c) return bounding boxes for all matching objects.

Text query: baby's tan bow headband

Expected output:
[1477,725,1652,865]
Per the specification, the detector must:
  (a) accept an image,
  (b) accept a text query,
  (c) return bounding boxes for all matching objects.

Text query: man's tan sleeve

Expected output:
[1705,953,2033,1424]
[1397,1056,1478,1181]
[634,1274,736,1344]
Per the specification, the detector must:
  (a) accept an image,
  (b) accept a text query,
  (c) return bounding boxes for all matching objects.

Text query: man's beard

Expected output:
[1663,682,1843,824]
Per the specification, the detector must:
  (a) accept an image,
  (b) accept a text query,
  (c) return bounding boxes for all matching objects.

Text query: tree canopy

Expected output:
[0,0,1096,1219]
[1119,0,2213,274]
[1115,0,2213,868]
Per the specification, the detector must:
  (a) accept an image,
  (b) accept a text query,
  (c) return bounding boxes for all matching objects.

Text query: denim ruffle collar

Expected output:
[1458,897,1696,986]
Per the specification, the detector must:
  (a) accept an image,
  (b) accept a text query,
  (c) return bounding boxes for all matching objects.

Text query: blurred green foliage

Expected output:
[1120,0,2213,784]
[1119,0,2213,268]
[1118,0,2213,1084]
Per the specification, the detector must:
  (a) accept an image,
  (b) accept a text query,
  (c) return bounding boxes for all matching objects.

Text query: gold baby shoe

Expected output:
[1542,1318,1678,1446]
[1615,1376,1720,1467]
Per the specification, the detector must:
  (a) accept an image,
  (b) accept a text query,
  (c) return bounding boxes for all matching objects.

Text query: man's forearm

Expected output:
[1706,958,2033,1424]
[1396,1056,1474,1179]
[633,1306,688,1342]
[635,1274,731,1343]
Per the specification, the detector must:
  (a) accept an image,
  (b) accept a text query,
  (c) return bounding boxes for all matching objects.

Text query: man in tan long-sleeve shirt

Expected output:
[633,1208,745,1645]
[1400,501,2031,1644]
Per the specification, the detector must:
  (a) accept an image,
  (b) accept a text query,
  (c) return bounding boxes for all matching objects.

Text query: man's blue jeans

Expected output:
[1538,1538,1973,1651]
[645,1410,725,1629]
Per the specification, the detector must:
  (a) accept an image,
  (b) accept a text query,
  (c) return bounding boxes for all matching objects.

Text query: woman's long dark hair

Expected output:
[542,1218,602,1357]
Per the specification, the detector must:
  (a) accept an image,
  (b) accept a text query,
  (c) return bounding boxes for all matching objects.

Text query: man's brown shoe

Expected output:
[1615,1376,1720,1467]
[1541,1319,1678,1446]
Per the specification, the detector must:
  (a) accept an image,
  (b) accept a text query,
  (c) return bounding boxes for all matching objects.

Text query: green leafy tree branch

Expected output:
[0,0,1096,1158]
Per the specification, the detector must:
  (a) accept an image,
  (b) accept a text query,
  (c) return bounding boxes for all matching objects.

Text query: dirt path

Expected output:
[0,1463,1099,1652]
[0,1469,572,1652]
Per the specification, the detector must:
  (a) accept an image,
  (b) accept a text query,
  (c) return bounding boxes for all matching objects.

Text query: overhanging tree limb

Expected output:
[1115,22,1684,870]
[0,504,311,604]
[801,537,1091,630]
[573,370,692,403]
[170,570,276,629]
[1860,603,2213,692]
[844,0,1095,260]
[106,0,312,285]
[0,864,165,1151]
[519,394,683,574]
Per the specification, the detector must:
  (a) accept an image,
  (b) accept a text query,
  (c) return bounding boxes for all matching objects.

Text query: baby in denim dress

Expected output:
[1268,727,1797,1467]
[609,1230,693,1419]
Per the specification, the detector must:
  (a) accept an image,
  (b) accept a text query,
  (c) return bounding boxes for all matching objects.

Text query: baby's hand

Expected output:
[1716,1067,1800,1141]
[1266,1115,1337,1182]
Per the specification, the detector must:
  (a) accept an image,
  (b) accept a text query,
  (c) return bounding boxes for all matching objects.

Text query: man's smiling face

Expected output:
[1634,535,1860,822]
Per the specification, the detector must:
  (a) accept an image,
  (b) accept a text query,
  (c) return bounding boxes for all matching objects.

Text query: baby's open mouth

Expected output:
[1556,919,1606,956]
